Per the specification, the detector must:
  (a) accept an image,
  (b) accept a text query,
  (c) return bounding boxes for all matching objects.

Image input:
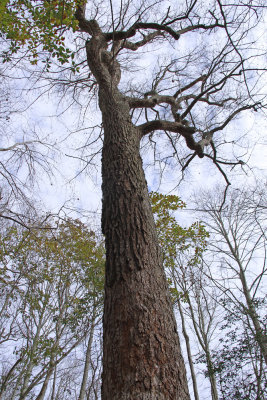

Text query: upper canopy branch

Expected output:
[128,94,181,110]
[176,22,224,36]
[209,104,260,133]
[174,75,207,97]
[104,22,180,42]
[75,5,180,41]
[122,31,164,51]
[75,2,225,56]
[0,140,40,152]
[138,120,205,157]
[128,92,236,111]
[181,63,242,118]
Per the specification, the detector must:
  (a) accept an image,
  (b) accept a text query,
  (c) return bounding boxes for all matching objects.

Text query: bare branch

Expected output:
[181,152,197,171]
[0,141,41,152]
[174,75,207,97]
[181,63,242,118]
[122,31,163,50]
[210,104,260,134]
[138,120,205,157]
[128,93,180,109]
[162,0,198,26]
[176,22,225,36]
[104,21,180,42]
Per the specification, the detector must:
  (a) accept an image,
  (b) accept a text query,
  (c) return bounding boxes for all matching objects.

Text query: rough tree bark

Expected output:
[100,88,189,399]
[75,9,190,400]
[101,88,189,399]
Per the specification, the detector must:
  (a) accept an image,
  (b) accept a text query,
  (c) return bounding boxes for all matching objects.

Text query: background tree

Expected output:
[151,187,267,399]
[194,185,267,398]
[1,1,266,398]
[209,300,267,400]
[151,192,221,400]
[0,218,104,400]
[198,186,267,364]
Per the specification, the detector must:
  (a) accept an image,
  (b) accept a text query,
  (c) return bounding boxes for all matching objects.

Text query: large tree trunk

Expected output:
[100,86,190,399]
[84,29,190,399]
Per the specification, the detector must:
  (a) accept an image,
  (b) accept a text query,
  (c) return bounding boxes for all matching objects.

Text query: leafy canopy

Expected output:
[0,0,80,68]
[150,192,209,301]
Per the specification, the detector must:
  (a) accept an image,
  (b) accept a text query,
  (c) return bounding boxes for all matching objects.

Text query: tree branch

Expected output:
[174,75,207,97]
[128,94,180,109]
[181,63,242,118]
[0,141,40,152]
[210,104,260,133]
[181,152,197,171]
[104,21,180,42]
[180,95,236,107]
[138,120,204,157]
[176,22,224,36]
[122,31,163,50]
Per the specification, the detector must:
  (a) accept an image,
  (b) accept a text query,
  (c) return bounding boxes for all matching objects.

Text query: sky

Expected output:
[1,0,266,224]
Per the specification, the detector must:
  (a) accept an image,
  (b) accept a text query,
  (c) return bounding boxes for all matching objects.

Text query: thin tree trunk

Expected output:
[197,296,218,400]
[50,365,57,400]
[220,221,267,364]
[0,357,23,399]
[239,264,267,365]
[176,296,200,400]
[19,312,44,400]
[35,311,64,400]
[35,365,54,400]
[186,294,218,400]
[83,28,190,400]
[205,349,219,400]
[78,315,96,400]
[19,305,58,400]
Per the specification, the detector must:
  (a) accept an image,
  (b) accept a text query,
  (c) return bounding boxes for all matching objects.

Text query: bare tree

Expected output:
[197,185,267,365]
[1,0,267,398]
[171,258,221,400]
